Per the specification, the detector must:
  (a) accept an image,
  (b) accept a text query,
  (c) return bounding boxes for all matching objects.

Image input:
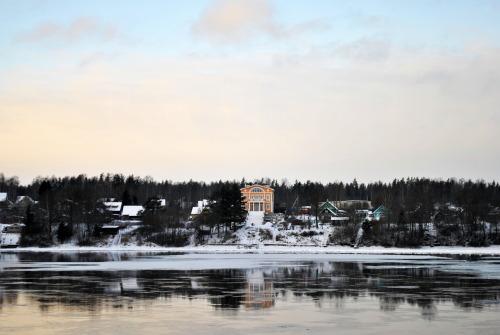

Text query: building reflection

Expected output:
[0,252,499,317]
[244,269,275,309]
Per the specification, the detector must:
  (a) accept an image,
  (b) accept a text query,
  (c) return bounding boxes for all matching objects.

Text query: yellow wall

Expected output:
[240,185,274,213]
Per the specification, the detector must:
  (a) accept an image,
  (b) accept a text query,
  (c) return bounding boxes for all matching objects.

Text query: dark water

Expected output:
[1,252,500,334]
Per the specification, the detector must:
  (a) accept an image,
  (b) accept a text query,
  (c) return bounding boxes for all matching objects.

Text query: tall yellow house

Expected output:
[240,185,274,213]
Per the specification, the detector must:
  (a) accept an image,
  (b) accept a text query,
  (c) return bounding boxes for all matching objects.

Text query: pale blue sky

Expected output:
[1,0,500,184]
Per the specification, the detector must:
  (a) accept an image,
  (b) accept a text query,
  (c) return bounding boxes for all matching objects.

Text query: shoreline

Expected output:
[3,244,500,255]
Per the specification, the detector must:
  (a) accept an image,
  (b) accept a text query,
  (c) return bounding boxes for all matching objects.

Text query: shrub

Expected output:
[146,230,190,247]
[259,229,273,240]
[300,230,318,237]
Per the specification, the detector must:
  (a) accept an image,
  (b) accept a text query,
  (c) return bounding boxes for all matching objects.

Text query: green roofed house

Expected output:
[372,205,388,221]
[318,200,339,214]
[317,200,349,224]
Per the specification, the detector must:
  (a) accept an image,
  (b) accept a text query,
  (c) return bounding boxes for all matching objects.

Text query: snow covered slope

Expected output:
[246,211,264,226]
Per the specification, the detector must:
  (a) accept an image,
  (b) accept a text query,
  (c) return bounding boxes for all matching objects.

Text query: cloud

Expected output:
[192,0,274,44]
[192,0,330,45]
[14,17,119,44]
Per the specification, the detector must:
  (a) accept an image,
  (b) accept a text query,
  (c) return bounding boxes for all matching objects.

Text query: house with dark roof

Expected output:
[103,201,123,217]
[15,196,36,209]
[317,200,349,223]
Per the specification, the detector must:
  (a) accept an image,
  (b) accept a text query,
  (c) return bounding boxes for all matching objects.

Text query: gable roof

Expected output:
[16,196,36,205]
[191,206,202,215]
[121,205,144,217]
[318,200,339,214]
[103,201,122,212]
[373,205,387,214]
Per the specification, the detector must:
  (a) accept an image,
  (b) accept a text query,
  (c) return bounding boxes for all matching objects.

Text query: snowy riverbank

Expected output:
[4,244,500,255]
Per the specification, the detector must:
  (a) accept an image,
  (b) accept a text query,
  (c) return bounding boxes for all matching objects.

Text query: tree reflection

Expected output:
[0,253,499,317]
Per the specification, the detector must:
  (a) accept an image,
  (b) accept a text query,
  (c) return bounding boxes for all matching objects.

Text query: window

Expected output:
[266,204,270,210]
[250,187,264,193]
[266,195,270,201]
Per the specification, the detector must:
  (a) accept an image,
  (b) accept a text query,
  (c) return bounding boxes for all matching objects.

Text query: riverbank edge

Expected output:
[3,245,500,255]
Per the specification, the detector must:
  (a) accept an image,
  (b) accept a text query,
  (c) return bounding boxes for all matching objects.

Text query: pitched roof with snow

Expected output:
[318,200,339,214]
[121,205,144,217]
[16,196,35,204]
[103,202,122,212]
[191,207,201,215]
[191,199,210,216]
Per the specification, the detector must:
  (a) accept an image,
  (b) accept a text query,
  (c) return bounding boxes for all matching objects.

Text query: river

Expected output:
[1,252,499,334]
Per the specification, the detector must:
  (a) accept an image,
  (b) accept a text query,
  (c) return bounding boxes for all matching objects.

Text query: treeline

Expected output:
[1,173,499,247]
[3,173,499,210]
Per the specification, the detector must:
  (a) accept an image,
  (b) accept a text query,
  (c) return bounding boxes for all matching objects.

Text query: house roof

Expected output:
[121,205,144,217]
[191,199,210,215]
[191,206,202,215]
[373,205,387,213]
[240,185,274,192]
[318,200,339,214]
[103,201,122,212]
[16,196,36,204]
[320,207,337,215]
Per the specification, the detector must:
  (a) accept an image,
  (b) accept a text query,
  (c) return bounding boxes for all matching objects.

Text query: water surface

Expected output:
[1,252,499,334]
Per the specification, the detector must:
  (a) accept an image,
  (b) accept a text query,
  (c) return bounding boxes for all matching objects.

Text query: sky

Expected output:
[1,0,500,185]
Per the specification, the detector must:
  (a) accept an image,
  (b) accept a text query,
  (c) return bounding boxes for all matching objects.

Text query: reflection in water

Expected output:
[245,269,275,309]
[1,252,500,334]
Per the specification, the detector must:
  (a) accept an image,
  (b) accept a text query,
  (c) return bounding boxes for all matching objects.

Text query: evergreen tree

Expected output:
[208,183,246,232]
[20,206,46,246]
[139,198,164,235]
[56,222,73,243]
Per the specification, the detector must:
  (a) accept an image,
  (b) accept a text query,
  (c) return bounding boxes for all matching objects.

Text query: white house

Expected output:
[190,200,210,219]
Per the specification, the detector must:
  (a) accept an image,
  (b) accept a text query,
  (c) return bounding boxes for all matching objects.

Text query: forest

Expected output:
[1,173,499,247]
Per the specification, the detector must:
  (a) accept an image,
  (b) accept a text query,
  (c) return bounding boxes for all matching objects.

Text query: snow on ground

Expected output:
[246,211,264,226]
[3,217,500,255]
[202,213,332,247]
[5,244,500,255]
